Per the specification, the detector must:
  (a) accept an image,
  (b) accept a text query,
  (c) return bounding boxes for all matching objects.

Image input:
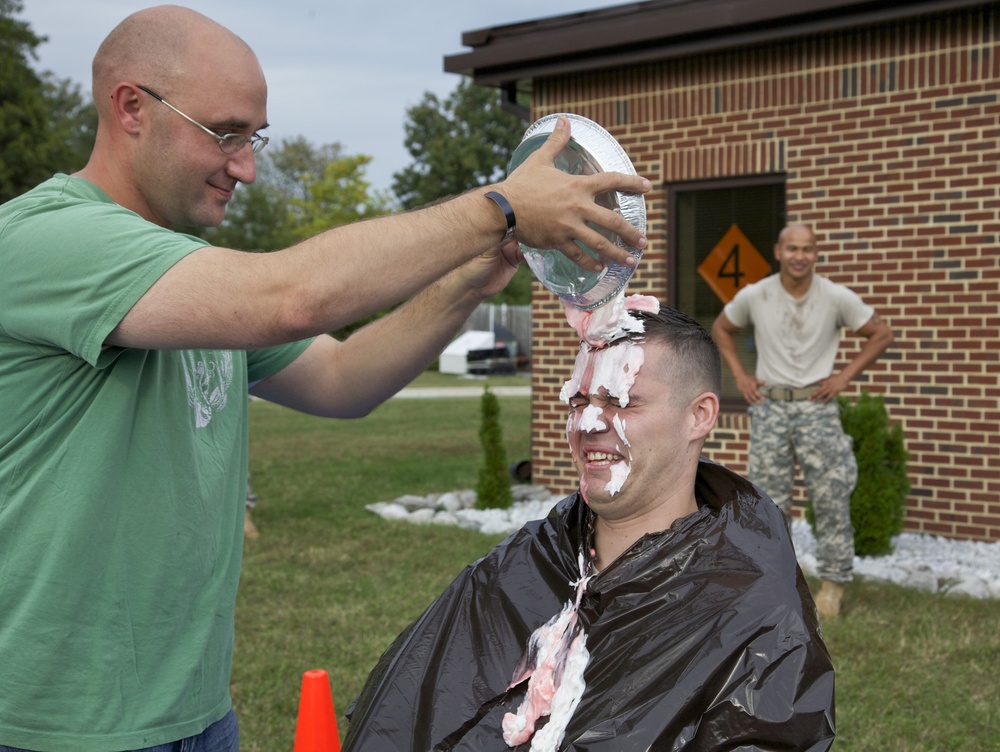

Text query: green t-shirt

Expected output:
[0,175,312,750]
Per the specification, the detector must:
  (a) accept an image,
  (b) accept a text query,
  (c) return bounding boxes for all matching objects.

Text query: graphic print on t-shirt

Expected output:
[181,350,233,428]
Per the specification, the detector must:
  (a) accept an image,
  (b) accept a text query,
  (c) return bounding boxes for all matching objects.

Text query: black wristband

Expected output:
[484,191,516,243]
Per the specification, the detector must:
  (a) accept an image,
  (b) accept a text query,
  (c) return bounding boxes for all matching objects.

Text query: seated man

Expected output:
[343,307,835,752]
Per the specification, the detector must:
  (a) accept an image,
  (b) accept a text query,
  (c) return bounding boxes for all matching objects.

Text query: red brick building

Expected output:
[445,0,999,542]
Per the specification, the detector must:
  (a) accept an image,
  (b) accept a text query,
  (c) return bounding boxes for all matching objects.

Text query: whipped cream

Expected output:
[561,292,660,498]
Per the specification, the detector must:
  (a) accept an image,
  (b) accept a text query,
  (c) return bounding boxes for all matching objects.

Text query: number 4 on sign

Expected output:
[697,224,772,304]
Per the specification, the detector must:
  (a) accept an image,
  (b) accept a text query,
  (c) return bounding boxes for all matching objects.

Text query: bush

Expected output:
[808,392,909,556]
[475,387,513,510]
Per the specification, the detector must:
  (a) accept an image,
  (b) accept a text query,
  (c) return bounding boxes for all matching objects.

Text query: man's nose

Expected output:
[579,404,609,433]
[227,145,257,184]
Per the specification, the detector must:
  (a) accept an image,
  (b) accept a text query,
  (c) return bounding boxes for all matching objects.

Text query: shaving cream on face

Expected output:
[611,412,632,496]
[502,554,592,751]
[561,292,660,501]
[578,404,606,433]
[559,337,646,410]
[612,413,630,452]
[604,461,631,496]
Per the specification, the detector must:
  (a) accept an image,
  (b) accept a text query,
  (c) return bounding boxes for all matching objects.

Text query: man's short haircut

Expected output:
[777,222,817,247]
[627,307,723,401]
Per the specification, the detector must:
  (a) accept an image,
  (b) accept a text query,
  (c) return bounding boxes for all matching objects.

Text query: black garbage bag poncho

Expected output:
[344,459,835,751]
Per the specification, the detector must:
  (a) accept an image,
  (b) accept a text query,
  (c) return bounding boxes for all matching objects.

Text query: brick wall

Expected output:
[528,6,1000,542]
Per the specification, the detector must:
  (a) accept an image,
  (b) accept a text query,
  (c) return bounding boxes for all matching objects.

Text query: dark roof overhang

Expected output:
[444,0,990,118]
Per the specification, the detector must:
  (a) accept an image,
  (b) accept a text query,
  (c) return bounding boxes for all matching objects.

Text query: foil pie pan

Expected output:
[508,113,646,311]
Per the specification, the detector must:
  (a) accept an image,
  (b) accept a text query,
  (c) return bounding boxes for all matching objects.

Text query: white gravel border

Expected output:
[366,487,1000,599]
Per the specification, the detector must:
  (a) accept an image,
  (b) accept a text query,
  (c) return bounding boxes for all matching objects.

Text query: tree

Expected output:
[194,137,393,340]
[393,78,534,304]
[393,77,524,211]
[198,136,392,251]
[475,387,513,510]
[0,0,95,201]
[289,151,393,243]
[838,392,909,556]
[43,77,97,174]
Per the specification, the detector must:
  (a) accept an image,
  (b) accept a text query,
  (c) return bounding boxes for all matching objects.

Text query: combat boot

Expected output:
[244,508,260,539]
[815,579,844,618]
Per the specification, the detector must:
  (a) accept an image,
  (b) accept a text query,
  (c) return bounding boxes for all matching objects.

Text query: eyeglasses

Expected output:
[136,84,269,155]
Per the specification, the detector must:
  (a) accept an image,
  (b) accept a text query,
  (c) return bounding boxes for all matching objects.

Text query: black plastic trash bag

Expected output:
[344,459,835,751]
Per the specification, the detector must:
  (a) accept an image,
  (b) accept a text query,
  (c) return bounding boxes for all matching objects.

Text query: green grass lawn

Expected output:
[234,388,1000,751]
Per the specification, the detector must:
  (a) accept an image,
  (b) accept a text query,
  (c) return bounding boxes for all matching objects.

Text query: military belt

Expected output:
[765,385,818,402]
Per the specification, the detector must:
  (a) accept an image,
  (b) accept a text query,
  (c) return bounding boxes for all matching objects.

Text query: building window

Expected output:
[667,176,785,407]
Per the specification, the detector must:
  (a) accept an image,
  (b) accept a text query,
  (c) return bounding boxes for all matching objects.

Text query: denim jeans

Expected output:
[0,708,239,752]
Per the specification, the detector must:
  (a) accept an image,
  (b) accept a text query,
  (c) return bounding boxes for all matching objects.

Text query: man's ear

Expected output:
[110,83,145,136]
[690,391,720,441]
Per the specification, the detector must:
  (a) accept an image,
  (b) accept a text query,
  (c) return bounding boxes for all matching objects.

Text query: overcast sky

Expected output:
[18,0,629,193]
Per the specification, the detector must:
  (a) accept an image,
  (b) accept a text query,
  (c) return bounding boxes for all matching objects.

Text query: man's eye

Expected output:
[568,397,623,410]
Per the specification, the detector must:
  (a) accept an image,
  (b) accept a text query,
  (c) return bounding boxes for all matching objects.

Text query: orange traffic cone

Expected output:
[293,669,341,752]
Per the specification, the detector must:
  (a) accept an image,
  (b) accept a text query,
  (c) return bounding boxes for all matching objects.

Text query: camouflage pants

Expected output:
[748,398,857,583]
[246,472,257,510]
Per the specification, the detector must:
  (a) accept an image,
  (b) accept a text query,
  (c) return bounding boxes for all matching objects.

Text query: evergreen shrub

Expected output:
[808,392,909,556]
[475,387,513,510]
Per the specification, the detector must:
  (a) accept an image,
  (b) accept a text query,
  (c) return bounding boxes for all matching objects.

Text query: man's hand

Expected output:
[810,374,850,403]
[499,116,650,272]
[809,315,894,404]
[452,241,524,302]
[810,314,894,404]
[710,312,766,404]
[736,372,767,405]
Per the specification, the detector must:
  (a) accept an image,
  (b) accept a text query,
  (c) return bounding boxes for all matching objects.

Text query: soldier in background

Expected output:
[712,222,894,618]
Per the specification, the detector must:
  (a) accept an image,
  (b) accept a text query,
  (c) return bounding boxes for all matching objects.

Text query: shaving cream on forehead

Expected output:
[559,341,643,406]
[562,294,659,349]
[585,342,645,405]
[559,293,659,405]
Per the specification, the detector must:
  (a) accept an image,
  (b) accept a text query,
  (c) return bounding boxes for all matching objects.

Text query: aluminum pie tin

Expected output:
[508,113,645,311]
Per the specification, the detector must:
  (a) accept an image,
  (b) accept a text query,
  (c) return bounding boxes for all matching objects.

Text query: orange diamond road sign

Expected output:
[697,224,772,304]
